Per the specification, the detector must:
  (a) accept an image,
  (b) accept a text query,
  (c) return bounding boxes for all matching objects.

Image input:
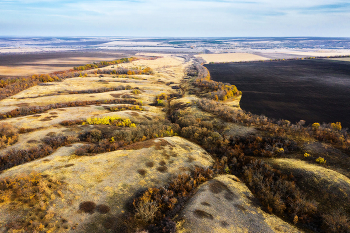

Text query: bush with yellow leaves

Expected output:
[109,105,144,112]
[316,157,327,164]
[312,122,320,130]
[331,122,342,131]
[84,116,136,127]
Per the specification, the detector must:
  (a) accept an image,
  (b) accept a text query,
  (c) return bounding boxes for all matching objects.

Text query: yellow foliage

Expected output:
[304,153,311,158]
[85,116,136,127]
[131,89,142,95]
[312,122,320,130]
[316,157,326,164]
[109,105,144,112]
[276,148,284,153]
[331,122,342,131]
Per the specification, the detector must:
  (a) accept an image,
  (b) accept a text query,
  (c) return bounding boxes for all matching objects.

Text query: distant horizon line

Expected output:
[1,36,350,39]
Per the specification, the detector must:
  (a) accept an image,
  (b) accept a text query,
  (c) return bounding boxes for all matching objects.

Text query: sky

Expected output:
[0,0,350,37]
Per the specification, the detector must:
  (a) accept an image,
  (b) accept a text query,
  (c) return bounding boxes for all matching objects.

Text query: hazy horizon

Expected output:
[1,0,350,37]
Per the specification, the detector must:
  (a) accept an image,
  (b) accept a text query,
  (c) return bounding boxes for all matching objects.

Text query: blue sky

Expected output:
[0,0,349,37]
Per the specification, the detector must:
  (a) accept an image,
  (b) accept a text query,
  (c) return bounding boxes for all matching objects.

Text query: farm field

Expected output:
[205,59,350,128]
[0,50,134,76]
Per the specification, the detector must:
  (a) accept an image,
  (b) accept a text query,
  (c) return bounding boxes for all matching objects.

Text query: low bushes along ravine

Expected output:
[73,57,137,71]
[83,116,136,127]
[0,135,79,172]
[186,63,241,101]
[196,98,350,153]
[68,85,126,94]
[95,66,153,75]
[108,105,145,112]
[75,120,179,156]
[0,99,143,119]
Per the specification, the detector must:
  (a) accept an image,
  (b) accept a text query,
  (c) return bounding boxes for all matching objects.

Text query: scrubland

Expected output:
[0,53,349,233]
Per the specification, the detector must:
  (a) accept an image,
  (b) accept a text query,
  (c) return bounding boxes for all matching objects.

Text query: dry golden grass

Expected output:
[0,136,213,232]
[0,55,216,232]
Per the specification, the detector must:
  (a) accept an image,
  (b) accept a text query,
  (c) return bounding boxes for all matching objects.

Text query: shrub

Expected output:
[316,157,326,164]
[95,66,153,75]
[76,121,179,156]
[108,105,144,112]
[134,200,159,223]
[189,62,240,101]
[68,86,125,94]
[60,119,84,126]
[229,135,298,158]
[322,211,350,232]
[132,89,142,95]
[331,122,342,131]
[84,116,136,127]
[79,201,96,214]
[241,160,317,223]
[123,167,214,231]
[73,57,137,71]
[89,129,102,143]
[0,123,18,149]
[42,135,79,149]
[312,122,320,130]
[0,99,143,119]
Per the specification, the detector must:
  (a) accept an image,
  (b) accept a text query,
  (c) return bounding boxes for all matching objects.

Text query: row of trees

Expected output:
[73,57,137,71]
[188,63,241,101]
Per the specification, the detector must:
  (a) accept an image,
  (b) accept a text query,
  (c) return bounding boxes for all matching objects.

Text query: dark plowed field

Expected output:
[205,59,350,128]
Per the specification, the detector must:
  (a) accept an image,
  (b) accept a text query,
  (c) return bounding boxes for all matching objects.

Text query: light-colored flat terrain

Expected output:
[285,51,350,57]
[98,41,161,47]
[260,49,350,57]
[195,53,269,63]
[0,47,75,54]
[328,57,350,62]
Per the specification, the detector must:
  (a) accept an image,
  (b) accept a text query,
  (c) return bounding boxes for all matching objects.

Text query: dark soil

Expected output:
[205,59,350,128]
[0,50,135,67]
